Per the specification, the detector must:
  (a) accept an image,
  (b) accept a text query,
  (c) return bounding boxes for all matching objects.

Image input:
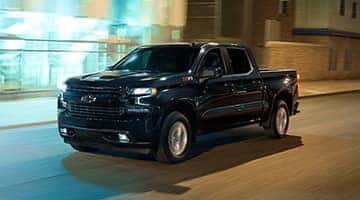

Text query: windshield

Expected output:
[112,46,199,73]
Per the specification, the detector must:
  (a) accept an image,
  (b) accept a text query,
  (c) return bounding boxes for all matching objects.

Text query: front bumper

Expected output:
[58,108,160,154]
[60,126,153,154]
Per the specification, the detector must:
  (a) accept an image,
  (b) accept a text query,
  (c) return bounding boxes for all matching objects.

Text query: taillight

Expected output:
[181,76,194,82]
[296,73,300,96]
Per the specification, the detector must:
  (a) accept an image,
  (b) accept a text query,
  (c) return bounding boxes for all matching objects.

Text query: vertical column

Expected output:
[242,0,254,45]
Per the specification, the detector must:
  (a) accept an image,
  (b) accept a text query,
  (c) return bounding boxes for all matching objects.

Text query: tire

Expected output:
[265,100,290,138]
[155,111,193,163]
[70,144,97,153]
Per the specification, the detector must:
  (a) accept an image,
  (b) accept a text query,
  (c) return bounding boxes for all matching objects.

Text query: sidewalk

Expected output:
[0,97,57,129]
[300,79,360,97]
[1,79,360,129]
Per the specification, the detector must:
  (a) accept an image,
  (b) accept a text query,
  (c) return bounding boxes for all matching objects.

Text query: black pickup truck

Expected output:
[58,43,300,163]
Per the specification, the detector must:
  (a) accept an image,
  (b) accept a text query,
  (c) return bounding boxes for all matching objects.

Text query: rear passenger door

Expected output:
[223,47,264,121]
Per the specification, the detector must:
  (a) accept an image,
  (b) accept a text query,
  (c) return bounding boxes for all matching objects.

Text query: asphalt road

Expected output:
[1,92,360,200]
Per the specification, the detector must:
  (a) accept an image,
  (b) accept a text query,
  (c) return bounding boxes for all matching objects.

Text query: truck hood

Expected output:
[66,70,178,88]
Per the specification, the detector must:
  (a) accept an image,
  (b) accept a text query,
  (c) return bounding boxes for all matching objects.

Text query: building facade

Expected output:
[184,0,360,80]
[1,0,359,94]
[0,0,187,92]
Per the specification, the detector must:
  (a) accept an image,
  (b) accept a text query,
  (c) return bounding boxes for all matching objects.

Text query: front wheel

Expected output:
[265,100,290,138]
[155,111,193,163]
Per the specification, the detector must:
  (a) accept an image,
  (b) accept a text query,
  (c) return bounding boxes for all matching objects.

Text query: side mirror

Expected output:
[200,67,223,79]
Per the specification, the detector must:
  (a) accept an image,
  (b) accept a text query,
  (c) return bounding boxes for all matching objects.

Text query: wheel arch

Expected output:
[262,89,293,128]
[273,89,293,113]
[160,99,198,133]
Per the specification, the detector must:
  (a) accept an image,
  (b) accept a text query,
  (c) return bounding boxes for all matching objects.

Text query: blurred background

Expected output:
[0,0,359,95]
[1,2,360,199]
[0,0,187,93]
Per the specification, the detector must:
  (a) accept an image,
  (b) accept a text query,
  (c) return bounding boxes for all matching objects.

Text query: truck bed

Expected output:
[259,68,297,81]
[259,68,296,76]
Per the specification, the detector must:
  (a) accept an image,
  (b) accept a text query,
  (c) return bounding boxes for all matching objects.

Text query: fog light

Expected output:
[60,128,74,137]
[60,128,67,134]
[118,133,130,143]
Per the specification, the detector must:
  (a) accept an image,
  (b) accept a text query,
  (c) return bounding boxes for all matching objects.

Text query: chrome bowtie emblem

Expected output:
[81,95,97,104]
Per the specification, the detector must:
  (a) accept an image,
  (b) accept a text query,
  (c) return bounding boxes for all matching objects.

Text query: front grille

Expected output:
[68,103,125,119]
[67,85,121,94]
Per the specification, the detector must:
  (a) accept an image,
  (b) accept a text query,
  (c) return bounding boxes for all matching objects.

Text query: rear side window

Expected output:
[226,48,252,74]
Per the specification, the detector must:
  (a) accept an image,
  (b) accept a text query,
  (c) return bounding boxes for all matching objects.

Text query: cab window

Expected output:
[226,48,252,75]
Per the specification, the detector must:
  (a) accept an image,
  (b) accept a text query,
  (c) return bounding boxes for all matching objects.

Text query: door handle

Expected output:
[252,80,261,84]
[224,83,234,87]
[224,83,235,93]
[235,90,247,94]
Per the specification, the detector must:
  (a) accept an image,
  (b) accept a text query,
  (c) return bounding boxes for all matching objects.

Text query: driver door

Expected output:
[197,48,238,130]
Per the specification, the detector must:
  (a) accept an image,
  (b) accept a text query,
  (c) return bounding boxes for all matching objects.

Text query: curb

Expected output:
[0,90,57,101]
[299,89,360,99]
[0,120,57,131]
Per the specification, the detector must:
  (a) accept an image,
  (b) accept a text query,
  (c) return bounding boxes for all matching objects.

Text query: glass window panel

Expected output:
[0,1,185,93]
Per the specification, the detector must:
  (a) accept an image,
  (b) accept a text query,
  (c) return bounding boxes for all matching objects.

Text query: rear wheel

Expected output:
[155,111,193,163]
[70,144,97,153]
[265,100,290,138]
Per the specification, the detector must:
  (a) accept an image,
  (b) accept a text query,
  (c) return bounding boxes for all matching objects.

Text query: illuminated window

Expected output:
[340,0,346,16]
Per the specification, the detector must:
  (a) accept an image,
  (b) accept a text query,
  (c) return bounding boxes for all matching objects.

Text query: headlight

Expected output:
[58,82,68,93]
[129,88,157,96]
